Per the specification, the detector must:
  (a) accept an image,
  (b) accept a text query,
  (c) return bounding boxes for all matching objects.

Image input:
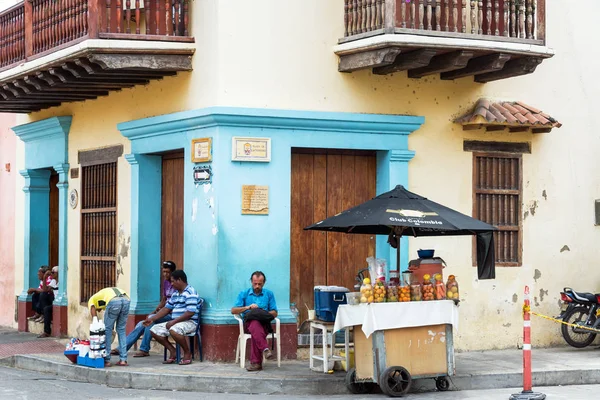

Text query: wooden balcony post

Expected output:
[88,0,100,38]
[24,0,33,58]
[536,0,545,42]
[383,0,396,33]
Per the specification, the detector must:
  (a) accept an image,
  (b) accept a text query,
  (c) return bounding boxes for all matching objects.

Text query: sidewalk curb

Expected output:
[8,355,347,395]
[6,354,600,395]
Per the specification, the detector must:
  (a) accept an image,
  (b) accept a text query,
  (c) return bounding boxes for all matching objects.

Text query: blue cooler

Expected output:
[314,285,349,322]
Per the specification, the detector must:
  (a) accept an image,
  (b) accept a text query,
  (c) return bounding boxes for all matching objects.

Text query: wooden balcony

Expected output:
[0,0,195,113]
[335,0,553,82]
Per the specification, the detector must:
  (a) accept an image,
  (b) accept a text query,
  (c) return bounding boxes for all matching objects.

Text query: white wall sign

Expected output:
[232,137,271,162]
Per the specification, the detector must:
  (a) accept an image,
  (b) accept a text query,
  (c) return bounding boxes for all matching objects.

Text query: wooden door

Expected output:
[161,152,184,270]
[48,172,59,268]
[290,150,377,322]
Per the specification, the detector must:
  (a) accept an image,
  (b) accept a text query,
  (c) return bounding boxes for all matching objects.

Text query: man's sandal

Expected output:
[115,360,128,366]
[162,358,176,364]
[178,359,192,365]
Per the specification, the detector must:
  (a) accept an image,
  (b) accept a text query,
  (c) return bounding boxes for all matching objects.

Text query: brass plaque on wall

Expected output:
[241,185,269,215]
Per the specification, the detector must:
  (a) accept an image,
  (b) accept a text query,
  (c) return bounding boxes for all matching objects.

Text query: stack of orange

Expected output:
[399,286,411,302]
[421,274,435,301]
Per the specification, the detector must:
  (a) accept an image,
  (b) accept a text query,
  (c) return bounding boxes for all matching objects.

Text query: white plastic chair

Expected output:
[233,314,281,368]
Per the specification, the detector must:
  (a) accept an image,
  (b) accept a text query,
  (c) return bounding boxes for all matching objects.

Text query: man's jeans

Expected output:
[126,313,173,353]
[104,296,130,362]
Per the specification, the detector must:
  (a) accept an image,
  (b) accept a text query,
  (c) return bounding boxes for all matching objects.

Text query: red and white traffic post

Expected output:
[509,286,546,400]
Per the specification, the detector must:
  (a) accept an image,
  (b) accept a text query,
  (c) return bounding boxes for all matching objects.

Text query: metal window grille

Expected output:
[80,162,118,302]
[473,153,522,266]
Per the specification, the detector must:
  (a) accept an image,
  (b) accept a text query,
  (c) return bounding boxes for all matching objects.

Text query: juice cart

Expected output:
[333,301,458,397]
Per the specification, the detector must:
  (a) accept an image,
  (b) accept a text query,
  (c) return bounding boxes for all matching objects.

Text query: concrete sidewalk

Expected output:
[1,344,600,395]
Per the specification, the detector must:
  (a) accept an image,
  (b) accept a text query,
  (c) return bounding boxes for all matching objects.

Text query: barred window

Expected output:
[473,152,522,266]
[80,162,117,302]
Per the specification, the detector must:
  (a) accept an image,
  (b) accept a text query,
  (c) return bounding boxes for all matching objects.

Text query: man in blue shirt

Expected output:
[231,271,278,371]
[145,270,199,365]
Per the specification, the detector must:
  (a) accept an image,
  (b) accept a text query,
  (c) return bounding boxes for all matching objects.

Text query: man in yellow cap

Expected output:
[88,287,130,367]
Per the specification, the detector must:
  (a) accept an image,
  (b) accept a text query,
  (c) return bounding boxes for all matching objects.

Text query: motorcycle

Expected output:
[558,287,600,348]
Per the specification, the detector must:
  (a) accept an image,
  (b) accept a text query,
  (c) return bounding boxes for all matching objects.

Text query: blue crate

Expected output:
[77,354,105,368]
[314,286,349,322]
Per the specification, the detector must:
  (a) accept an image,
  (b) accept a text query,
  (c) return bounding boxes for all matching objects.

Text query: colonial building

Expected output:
[2,0,594,357]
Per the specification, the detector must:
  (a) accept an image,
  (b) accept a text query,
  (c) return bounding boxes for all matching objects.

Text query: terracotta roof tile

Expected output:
[455,99,561,131]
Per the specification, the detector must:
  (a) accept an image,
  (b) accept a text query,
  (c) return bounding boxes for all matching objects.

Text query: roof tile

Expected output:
[454,98,561,131]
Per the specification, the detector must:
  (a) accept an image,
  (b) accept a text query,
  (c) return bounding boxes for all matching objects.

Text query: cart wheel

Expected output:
[345,368,375,394]
[379,366,412,397]
[435,377,450,392]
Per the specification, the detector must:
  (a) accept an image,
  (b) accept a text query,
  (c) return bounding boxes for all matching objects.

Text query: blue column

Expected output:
[52,163,69,306]
[126,153,162,314]
[19,169,51,300]
[376,150,415,273]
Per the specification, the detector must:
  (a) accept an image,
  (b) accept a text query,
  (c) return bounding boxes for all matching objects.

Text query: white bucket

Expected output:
[78,344,90,357]
[308,310,316,320]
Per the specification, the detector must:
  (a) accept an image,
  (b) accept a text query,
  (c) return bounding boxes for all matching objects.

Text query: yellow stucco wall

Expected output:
[12,0,599,350]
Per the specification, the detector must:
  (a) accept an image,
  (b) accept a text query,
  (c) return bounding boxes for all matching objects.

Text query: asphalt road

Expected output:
[0,366,597,400]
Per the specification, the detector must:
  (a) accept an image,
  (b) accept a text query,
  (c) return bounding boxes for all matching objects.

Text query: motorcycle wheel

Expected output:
[561,307,597,348]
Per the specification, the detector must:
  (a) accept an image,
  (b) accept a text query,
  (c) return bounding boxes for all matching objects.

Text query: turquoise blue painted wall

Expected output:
[13,117,71,303]
[119,108,423,324]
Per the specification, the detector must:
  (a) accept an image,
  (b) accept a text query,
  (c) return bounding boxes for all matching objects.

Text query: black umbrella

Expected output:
[304,185,497,279]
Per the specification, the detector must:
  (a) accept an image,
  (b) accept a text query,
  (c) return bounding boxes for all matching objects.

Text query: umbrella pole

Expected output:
[396,236,400,272]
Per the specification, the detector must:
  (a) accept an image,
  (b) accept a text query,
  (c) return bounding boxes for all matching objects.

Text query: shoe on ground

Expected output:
[37,333,50,338]
[263,349,275,361]
[245,363,262,371]
[27,314,40,320]
[110,349,119,355]
[33,316,44,323]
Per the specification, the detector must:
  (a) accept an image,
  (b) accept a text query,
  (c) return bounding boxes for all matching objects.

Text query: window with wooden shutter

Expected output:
[473,152,522,266]
[80,162,118,302]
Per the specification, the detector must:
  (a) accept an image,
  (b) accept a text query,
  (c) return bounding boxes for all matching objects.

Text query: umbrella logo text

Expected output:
[386,209,438,218]
[389,216,443,225]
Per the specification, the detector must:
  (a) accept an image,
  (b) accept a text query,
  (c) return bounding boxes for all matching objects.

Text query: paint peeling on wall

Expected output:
[212,224,218,235]
[533,269,542,283]
[534,296,540,307]
[192,198,198,222]
[542,190,547,200]
[529,200,538,216]
[203,183,211,194]
[512,293,518,303]
[539,288,548,302]
[560,245,570,253]
[116,224,129,277]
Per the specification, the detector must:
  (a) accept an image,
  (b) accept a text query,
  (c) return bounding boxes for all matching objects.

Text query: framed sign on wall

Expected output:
[232,137,271,162]
[192,137,212,163]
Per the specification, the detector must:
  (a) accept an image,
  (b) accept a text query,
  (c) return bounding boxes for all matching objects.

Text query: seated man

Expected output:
[145,270,199,365]
[231,271,278,372]
[38,266,59,338]
[27,266,51,322]
[112,261,176,357]
[88,287,130,367]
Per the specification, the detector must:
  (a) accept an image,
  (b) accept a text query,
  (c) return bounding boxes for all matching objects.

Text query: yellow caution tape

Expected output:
[522,304,531,316]
[530,311,600,334]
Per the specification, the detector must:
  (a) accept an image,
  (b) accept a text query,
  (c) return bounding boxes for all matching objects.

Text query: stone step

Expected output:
[27,319,45,335]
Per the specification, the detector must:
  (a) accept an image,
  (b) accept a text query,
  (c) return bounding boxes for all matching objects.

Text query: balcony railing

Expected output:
[342,0,545,44]
[0,0,191,70]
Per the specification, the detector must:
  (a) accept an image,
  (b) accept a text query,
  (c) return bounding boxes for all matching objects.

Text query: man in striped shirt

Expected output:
[145,270,199,365]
